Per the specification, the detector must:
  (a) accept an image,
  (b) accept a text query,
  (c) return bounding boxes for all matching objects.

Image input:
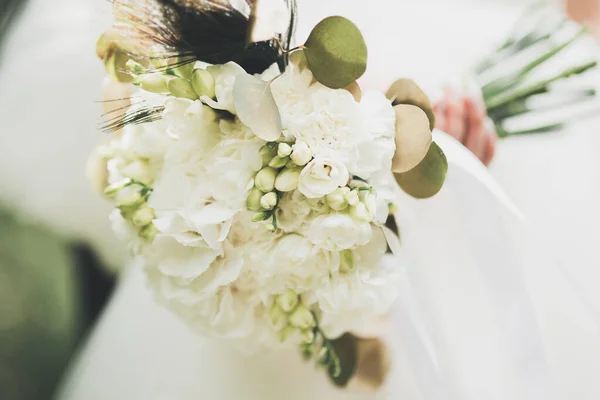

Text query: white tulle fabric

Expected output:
[57,131,600,400]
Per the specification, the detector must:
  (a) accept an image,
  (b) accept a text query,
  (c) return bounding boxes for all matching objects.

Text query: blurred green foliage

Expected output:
[0,208,81,399]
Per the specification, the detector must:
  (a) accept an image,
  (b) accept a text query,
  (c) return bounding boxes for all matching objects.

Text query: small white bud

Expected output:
[276,289,298,312]
[171,56,195,80]
[260,192,278,210]
[289,305,316,330]
[116,191,143,209]
[139,223,158,242]
[346,189,360,206]
[326,187,349,211]
[274,167,302,192]
[300,328,315,344]
[167,77,199,100]
[279,325,296,343]
[259,144,278,167]
[268,155,289,169]
[339,249,355,273]
[251,211,270,222]
[350,202,371,222]
[191,68,215,99]
[270,305,287,328]
[254,167,277,192]
[290,141,312,166]
[104,178,132,196]
[140,73,171,94]
[132,207,155,227]
[277,142,293,157]
[265,223,276,232]
[126,59,145,75]
[365,193,377,216]
[388,202,399,214]
[246,187,264,211]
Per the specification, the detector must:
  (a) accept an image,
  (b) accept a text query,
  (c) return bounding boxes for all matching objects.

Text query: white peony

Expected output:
[307,213,373,251]
[298,157,349,199]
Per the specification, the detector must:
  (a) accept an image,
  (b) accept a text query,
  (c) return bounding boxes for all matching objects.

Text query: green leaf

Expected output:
[391,104,432,174]
[327,333,358,387]
[233,72,282,141]
[395,142,448,199]
[304,16,367,89]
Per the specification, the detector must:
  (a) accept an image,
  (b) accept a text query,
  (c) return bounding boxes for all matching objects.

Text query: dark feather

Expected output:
[113,0,284,73]
[100,104,165,133]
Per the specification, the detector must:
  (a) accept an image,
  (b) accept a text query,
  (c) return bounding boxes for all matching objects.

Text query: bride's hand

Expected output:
[433,93,497,166]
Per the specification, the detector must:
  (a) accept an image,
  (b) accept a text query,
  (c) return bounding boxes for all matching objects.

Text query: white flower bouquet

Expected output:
[93,0,448,389]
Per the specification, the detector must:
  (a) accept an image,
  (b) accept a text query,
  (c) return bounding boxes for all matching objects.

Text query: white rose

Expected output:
[308,213,372,251]
[298,157,349,199]
[201,62,245,114]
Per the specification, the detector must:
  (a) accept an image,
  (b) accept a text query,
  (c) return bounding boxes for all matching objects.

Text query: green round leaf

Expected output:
[386,78,435,130]
[304,16,367,89]
[395,142,448,199]
[392,104,433,173]
[328,333,358,387]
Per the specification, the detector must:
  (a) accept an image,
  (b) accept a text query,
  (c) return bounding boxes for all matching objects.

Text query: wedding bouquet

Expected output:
[93,0,447,389]
[472,2,598,137]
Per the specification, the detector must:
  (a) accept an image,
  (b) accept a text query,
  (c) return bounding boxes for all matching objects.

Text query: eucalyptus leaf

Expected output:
[386,78,435,130]
[395,141,448,199]
[304,16,367,89]
[328,333,358,387]
[353,338,392,390]
[233,72,282,141]
[392,104,432,173]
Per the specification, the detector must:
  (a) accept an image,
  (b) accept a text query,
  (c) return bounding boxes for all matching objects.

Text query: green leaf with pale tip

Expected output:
[328,333,358,387]
[386,78,435,130]
[304,16,367,89]
[395,142,448,199]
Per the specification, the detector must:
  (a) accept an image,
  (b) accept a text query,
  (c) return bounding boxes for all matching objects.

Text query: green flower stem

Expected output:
[485,60,598,110]
[310,313,342,378]
[489,88,596,121]
[496,104,600,137]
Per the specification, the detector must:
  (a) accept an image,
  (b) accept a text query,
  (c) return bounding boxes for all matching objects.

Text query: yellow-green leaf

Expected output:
[395,142,448,199]
[304,16,367,89]
[386,78,435,130]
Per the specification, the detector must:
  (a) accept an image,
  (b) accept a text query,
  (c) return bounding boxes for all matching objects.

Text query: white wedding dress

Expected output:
[1,0,599,399]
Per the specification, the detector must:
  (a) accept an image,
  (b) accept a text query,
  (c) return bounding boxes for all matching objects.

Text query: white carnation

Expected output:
[308,213,372,251]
